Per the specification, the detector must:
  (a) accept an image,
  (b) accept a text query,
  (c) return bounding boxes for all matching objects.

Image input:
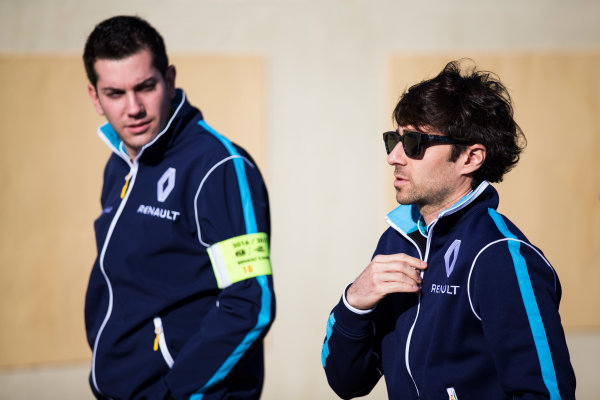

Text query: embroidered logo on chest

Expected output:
[444,239,461,278]
[157,167,176,202]
[135,167,181,222]
[429,239,462,296]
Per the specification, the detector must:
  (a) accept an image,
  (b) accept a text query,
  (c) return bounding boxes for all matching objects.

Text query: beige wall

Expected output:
[1,1,600,399]
[0,57,102,367]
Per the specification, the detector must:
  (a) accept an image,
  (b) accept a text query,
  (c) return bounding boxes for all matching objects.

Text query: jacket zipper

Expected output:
[153,317,174,368]
[389,185,486,398]
[404,219,438,398]
[90,92,187,394]
[91,163,138,395]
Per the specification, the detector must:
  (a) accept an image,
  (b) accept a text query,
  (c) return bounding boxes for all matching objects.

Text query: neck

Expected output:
[123,145,139,162]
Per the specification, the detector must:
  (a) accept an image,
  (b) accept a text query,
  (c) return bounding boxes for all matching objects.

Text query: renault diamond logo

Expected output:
[157,167,176,202]
[444,239,461,278]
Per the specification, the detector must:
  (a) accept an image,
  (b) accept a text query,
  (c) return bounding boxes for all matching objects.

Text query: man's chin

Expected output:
[395,193,414,206]
[122,138,154,158]
[129,133,158,149]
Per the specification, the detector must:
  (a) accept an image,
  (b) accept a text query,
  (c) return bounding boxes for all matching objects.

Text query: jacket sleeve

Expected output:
[164,151,275,400]
[471,237,576,399]
[321,293,383,399]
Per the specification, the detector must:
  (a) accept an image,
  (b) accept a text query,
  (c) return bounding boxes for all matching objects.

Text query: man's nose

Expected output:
[126,93,145,117]
[387,142,407,166]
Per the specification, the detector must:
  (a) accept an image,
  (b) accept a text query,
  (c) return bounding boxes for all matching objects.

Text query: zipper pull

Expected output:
[154,324,160,352]
[120,172,132,199]
[446,387,459,400]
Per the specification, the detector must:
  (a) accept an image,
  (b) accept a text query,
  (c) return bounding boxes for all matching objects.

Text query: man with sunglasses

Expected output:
[321,60,575,399]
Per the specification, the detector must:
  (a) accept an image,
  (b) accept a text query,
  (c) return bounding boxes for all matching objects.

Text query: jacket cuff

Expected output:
[331,287,375,338]
[342,283,376,315]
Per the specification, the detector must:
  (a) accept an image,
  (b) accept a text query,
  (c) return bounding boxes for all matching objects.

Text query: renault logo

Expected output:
[444,239,461,278]
[157,167,176,202]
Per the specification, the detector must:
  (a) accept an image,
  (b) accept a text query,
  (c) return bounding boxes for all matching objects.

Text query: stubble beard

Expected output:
[394,177,454,215]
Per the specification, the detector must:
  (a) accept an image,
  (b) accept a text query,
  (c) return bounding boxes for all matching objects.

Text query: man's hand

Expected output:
[346,254,427,310]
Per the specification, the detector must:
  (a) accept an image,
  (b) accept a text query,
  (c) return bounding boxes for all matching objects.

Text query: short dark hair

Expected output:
[83,15,169,87]
[393,59,526,188]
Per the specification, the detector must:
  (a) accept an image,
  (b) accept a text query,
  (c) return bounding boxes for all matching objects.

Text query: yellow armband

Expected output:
[207,232,272,289]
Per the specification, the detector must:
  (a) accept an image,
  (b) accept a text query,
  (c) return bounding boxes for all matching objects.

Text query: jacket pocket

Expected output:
[446,387,459,400]
[153,317,175,368]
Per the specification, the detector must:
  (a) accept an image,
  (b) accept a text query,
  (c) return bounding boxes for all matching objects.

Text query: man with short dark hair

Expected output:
[83,15,275,400]
[321,60,575,399]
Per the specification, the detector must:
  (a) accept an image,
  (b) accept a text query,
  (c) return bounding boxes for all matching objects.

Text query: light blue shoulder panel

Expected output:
[197,120,257,234]
[488,208,561,400]
[191,120,271,400]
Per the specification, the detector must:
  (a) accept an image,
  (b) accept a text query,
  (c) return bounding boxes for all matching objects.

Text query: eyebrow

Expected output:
[100,77,158,94]
[133,77,157,91]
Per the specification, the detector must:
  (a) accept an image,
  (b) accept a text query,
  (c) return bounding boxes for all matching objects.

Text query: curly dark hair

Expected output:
[393,59,526,188]
[83,15,169,87]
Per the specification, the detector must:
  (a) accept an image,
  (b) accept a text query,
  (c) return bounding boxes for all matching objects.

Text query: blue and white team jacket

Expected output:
[85,89,275,400]
[322,182,575,400]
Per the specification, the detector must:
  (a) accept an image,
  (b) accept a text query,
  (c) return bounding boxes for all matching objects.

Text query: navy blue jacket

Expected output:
[322,182,575,399]
[85,90,275,400]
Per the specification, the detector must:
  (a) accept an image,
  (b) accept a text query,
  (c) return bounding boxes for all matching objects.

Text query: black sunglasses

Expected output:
[383,130,464,158]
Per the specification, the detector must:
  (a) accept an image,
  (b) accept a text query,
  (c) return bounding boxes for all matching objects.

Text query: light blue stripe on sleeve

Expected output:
[198,120,257,234]
[321,313,336,368]
[192,120,271,400]
[191,275,271,400]
[488,209,561,400]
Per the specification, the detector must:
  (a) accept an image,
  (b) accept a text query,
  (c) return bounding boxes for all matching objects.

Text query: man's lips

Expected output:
[393,175,409,187]
[126,120,151,134]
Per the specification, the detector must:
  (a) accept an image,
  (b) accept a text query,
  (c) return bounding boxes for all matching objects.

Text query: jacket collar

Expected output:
[386,181,493,236]
[96,89,188,166]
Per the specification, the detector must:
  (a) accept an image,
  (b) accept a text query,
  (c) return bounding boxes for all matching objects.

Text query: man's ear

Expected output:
[165,65,176,99]
[461,144,486,175]
[87,83,105,116]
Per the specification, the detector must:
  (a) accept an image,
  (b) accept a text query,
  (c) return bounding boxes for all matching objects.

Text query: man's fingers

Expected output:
[372,253,428,270]
[347,253,427,309]
[347,272,420,309]
[369,256,427,283]
[379,280,421,294]
[372,269,422,287]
